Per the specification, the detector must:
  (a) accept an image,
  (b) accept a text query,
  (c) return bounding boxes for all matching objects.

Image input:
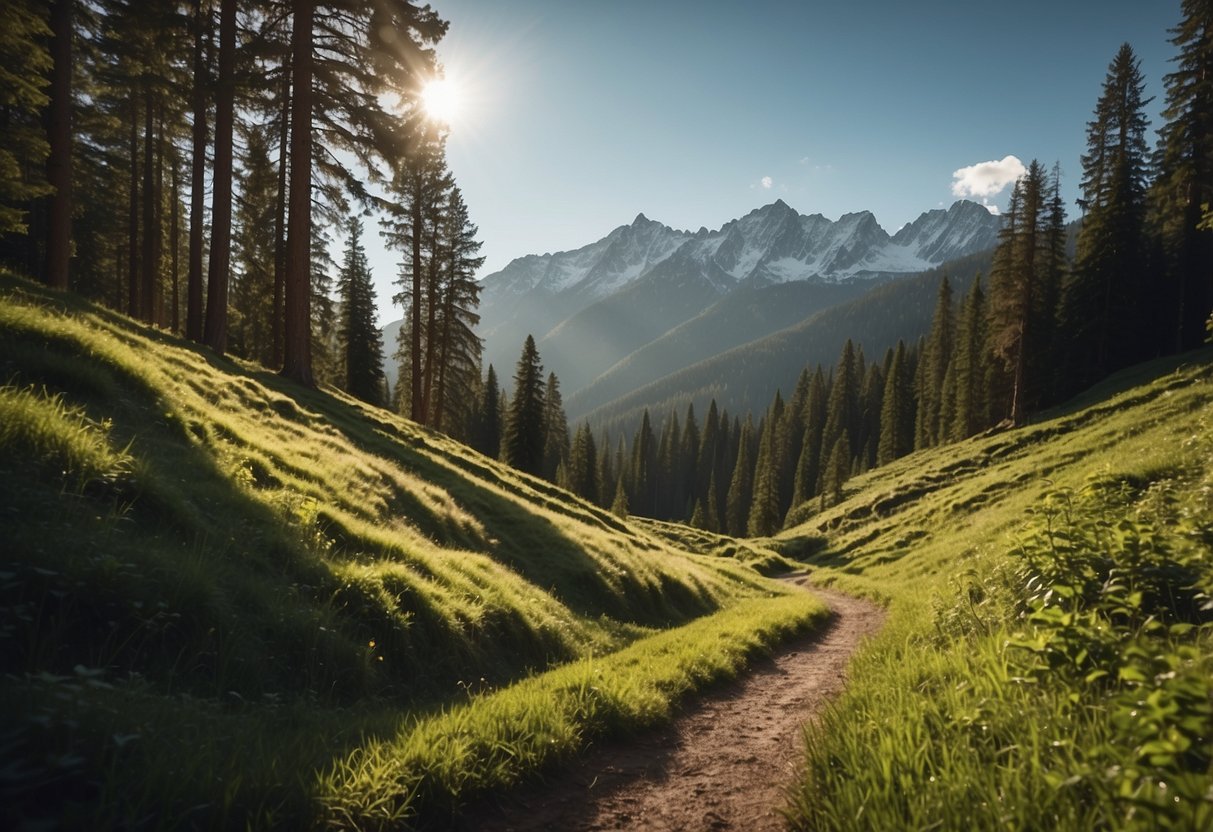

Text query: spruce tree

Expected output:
[877,341,914,466]
[916,276,954,447]
[0,1,51,237]
[630,410,657,517]
[951,277,989,440]
[476,364,503,460]
[1064,44,1153,386]
[542,372,570,483]
[724,416,756,536]
[819,340,859,489]
[988,161,1064,424]
[822,433,852,507]
[504,335,546,476]
[567,422,599,503]
[610,474,629,518]
[336,217,385,404]
[1152,0,1213,351]
[747,404,783,537]
[790,365,828,508]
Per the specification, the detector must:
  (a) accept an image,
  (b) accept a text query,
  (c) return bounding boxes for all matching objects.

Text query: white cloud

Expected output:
[951,155,1026,200]
[982,200,1001,216]
[761,176,774,189]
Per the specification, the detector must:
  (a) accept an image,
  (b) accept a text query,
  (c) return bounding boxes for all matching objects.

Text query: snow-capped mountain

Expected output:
[473,199,1000,397]
[482,199,998,306]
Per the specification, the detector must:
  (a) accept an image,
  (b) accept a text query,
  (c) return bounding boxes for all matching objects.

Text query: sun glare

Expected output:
[422,78,461,124]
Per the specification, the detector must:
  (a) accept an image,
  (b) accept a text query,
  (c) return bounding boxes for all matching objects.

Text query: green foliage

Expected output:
[784,347,1213,831]
[503,334,546,476]
[336,217,385,404]
[0,275,827,828]
[0,0,52,235]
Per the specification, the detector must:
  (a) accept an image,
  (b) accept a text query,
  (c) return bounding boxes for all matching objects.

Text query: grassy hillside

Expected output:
[0,273,827,829]
[584,249,992,438]
[777,348,1213,829]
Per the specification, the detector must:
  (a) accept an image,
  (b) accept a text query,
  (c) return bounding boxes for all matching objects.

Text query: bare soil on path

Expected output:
[456,576,885,831]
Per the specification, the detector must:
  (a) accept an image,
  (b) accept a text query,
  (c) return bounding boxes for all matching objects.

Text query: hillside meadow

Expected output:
[0,273,826,829]
[776,346,1213,829]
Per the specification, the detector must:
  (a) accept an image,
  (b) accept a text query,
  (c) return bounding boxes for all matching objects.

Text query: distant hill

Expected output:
[581,248,994,437]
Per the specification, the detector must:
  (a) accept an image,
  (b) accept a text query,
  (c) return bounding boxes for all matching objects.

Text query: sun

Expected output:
[421,77,461,124]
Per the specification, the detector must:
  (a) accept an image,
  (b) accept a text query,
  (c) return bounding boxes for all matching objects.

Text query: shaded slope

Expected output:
[0,274,823,828]
[584,249,992,437]
[566,279,876,420]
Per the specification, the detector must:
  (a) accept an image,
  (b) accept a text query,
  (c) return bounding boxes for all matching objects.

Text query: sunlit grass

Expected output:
[0,271,827,828]
[779,349,1213,830]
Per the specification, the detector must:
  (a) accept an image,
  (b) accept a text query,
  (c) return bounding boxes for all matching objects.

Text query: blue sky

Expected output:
[366,0,1181,323]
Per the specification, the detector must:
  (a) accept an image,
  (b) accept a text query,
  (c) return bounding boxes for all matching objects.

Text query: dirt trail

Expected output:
[457,577,885,831]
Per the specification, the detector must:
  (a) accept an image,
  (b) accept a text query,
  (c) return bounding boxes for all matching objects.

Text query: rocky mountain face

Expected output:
[385,200,1001,401]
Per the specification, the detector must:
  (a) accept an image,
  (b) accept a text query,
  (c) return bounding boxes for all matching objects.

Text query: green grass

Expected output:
[0,272,827,829]
[779,349,1213,830]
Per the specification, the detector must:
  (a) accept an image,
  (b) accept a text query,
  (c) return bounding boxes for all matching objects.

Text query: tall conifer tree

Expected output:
[504,335,546,476]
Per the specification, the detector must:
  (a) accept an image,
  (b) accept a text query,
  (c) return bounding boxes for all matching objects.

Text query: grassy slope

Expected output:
[775,349,1213,829]
[0,274,827,829]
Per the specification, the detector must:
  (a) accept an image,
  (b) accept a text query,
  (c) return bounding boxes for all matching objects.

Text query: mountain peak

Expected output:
[632,212,651,227]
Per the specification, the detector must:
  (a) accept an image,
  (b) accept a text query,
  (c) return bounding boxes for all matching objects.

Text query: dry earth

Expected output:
[456,577,885,831]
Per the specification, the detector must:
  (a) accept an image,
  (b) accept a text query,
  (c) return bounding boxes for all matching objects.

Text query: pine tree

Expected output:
[877,340,914,465]
[336,217,384,404]
[747,403,783,537]
[819,340,859,488]
[430,187,484,435]
[0,1,52,238]
[282,0,448,386]
[202,0,237,354]
[988,161,1065,424]
[1152,0,1213,351]
[695,399,721,508]
[703,469,721,533]
[724,416,756,536]
[596,430,614,509]
[630,410,657,517]
[504,335,546,476]
[231,127,280,367]
[610,474,628,519]
[1066,43,1153,387]
[857,361,884,470]
[951,277,989,440]
[822,433,852,507]
[680,403,700,517]
[476,364,503,459]
[541,371,570,483]
[567,422,599,503]
[43,0,73,290]
[790,365,828,508]
[916,276,954,447]
[779,369,811,517]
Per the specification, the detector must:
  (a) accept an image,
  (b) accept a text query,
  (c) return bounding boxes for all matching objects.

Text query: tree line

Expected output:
[489,16,1213,531]
[0,0,484,430]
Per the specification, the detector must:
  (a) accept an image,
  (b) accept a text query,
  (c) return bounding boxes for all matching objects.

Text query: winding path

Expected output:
[457,577,886,831]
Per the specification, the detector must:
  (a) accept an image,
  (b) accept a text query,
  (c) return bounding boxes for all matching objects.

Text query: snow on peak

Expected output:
[481,199,1001,301]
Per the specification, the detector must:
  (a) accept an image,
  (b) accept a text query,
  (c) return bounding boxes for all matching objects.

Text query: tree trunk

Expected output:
[127,99,140,318]
[154,105,165,325]
[272,66,290,367]
[282,0,314,386]
[170,152,180,333]
[409,189,423,421]
[44,0,72,291]
[140,83,155,322]
[186,0,209,342]
[203,0,236,354]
